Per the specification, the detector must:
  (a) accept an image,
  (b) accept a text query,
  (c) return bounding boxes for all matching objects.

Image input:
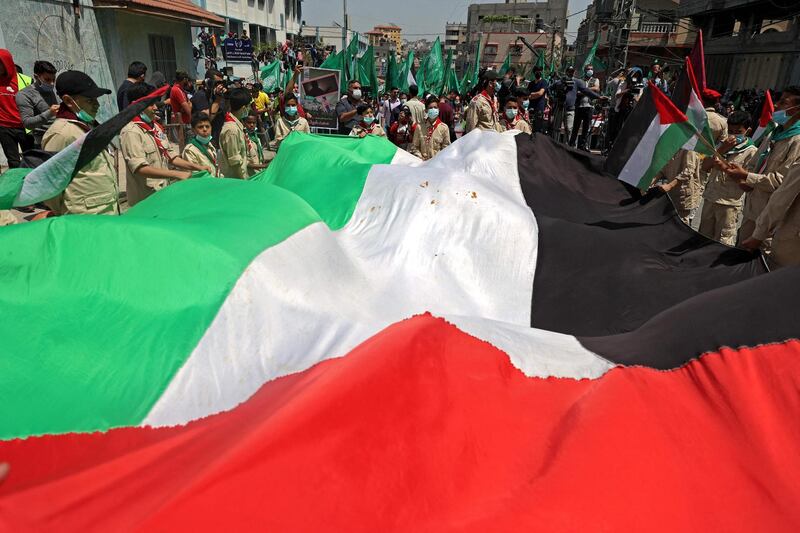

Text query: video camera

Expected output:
[626,68,645,97]
[552,76,575,101]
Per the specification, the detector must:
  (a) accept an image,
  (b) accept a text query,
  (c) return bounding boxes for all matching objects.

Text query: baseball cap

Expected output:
[483,70,499,81]
[56,70,112,98]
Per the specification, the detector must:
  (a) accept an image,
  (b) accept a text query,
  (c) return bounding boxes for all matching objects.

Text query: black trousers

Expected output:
[569,107,593,150]
[0,127,33,168]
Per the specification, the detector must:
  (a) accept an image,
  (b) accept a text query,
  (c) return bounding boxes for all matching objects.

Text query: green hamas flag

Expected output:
[358,45,379,93]
[498,52,512,76]
[535,50,546,70]
[260,60,282,93]
[386,51,398,91]
[470,33,483,88]
[420,37,444,96]
[396,50,415,93]
[346,33,361,82]
[442,48,459,94]
[416,54,427,94]
[582,34,601,70]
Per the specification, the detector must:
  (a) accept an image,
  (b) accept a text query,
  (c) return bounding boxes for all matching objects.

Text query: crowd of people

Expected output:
[1,43,800,269]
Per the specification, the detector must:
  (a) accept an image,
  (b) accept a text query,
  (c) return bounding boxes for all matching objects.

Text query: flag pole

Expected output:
[687,123,724,160]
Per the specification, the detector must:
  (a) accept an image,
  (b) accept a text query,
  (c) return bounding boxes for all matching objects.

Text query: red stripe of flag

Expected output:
[759,90,774,127]
[649,80,688,125]
[688,29,706,92]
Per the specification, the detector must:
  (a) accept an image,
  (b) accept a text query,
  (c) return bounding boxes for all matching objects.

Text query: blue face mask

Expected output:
[427,108,439,120]
[494,81,502,92]
[138,112,152,124]
[363,116,375,124]
[285,105,298,116]
[735,134,747,144]
[505,109,518,119]
[772,109,796,126]
[77,109,95,123]
[196,134,213,144]
[522,100,529,109]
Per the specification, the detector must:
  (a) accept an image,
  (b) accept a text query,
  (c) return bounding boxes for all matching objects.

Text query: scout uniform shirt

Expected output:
[699,139,758,245]
[246,129,275,177]
[739,126,800,240]
[218,112,250,179]
[464,91,500,133]
[273,115,310,149]
[655,149,700,223]
[410,117,450,161]
[499,114,532,134]
[349,122,386,137]
[42,113,119,215]
[182,139,219,177]
[752,163,800,268]
[121,116,180,207]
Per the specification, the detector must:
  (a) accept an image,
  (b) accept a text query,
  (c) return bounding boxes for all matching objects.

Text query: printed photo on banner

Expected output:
[301,67,340,130]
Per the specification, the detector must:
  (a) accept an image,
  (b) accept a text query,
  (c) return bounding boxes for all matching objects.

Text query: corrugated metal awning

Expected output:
[94,0,225,27]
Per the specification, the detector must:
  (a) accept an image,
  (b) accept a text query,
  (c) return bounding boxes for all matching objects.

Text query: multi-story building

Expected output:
[366,24,403,52]
[461,0,570,75]
[199,0,302,45]
[445,22,468,62]
[678,0,800,90]
[573,0,695,76]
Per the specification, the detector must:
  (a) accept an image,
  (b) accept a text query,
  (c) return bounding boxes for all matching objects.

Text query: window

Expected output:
[148,35,177,78]
[484,44,498,56]
[509,44,522,56]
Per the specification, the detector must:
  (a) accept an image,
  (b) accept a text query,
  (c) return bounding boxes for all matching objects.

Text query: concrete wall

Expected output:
[0,0,115,119]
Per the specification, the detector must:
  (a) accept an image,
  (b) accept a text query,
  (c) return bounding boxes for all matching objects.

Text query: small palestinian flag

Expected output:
[616,81,695,190]
[676,56,715,155]
[0,85,170,210]
[2,130,798,531]
[753,89,775,145]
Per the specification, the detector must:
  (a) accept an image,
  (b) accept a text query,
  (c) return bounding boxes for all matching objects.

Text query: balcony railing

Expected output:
[638,22,677,33]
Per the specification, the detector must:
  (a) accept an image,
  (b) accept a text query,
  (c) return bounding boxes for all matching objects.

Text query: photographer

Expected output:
[549,66,605,145]
[569,65,601,151]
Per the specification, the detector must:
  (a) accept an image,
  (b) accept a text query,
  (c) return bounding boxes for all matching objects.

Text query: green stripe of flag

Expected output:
[0,133,397,438]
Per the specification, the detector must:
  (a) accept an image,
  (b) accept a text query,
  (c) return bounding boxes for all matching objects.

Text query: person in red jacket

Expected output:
[0,48,30,168]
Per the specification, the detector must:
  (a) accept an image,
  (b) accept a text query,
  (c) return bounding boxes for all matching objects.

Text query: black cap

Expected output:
[483,70,499,81]
[56,70,112,98]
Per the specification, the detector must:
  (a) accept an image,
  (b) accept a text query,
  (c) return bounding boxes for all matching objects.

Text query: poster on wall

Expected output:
[300,67,340,130]
[223,39,253,62]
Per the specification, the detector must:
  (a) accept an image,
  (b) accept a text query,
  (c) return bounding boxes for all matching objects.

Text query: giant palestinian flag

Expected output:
[2,127,799,531]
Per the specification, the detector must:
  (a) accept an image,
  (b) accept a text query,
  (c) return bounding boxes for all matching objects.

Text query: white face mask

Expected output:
[351,89,362,100]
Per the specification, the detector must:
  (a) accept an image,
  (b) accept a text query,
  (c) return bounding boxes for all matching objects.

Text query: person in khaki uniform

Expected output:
[349,103,386,138]
[121,83,206,206]
[656,149,701,223]
[41,70,118,215]
[499,98,532,135]
[182,113,218,176]
[465,70,501,133]
[721,86,800,245]
[218,88,254,179]
[698,111,758,245]
[409,96,450,161]
[659,88,728,224]
[273,93,311,149]
[741,163,800,267]
[243,112,271,176]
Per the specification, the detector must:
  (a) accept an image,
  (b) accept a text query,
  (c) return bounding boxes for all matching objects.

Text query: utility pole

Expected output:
[342,0,347,53]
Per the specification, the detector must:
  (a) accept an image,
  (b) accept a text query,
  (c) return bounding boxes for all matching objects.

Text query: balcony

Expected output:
[638,22,677,33]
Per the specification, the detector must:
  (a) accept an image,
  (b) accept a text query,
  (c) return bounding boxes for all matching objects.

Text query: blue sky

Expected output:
[301,0,593,44]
